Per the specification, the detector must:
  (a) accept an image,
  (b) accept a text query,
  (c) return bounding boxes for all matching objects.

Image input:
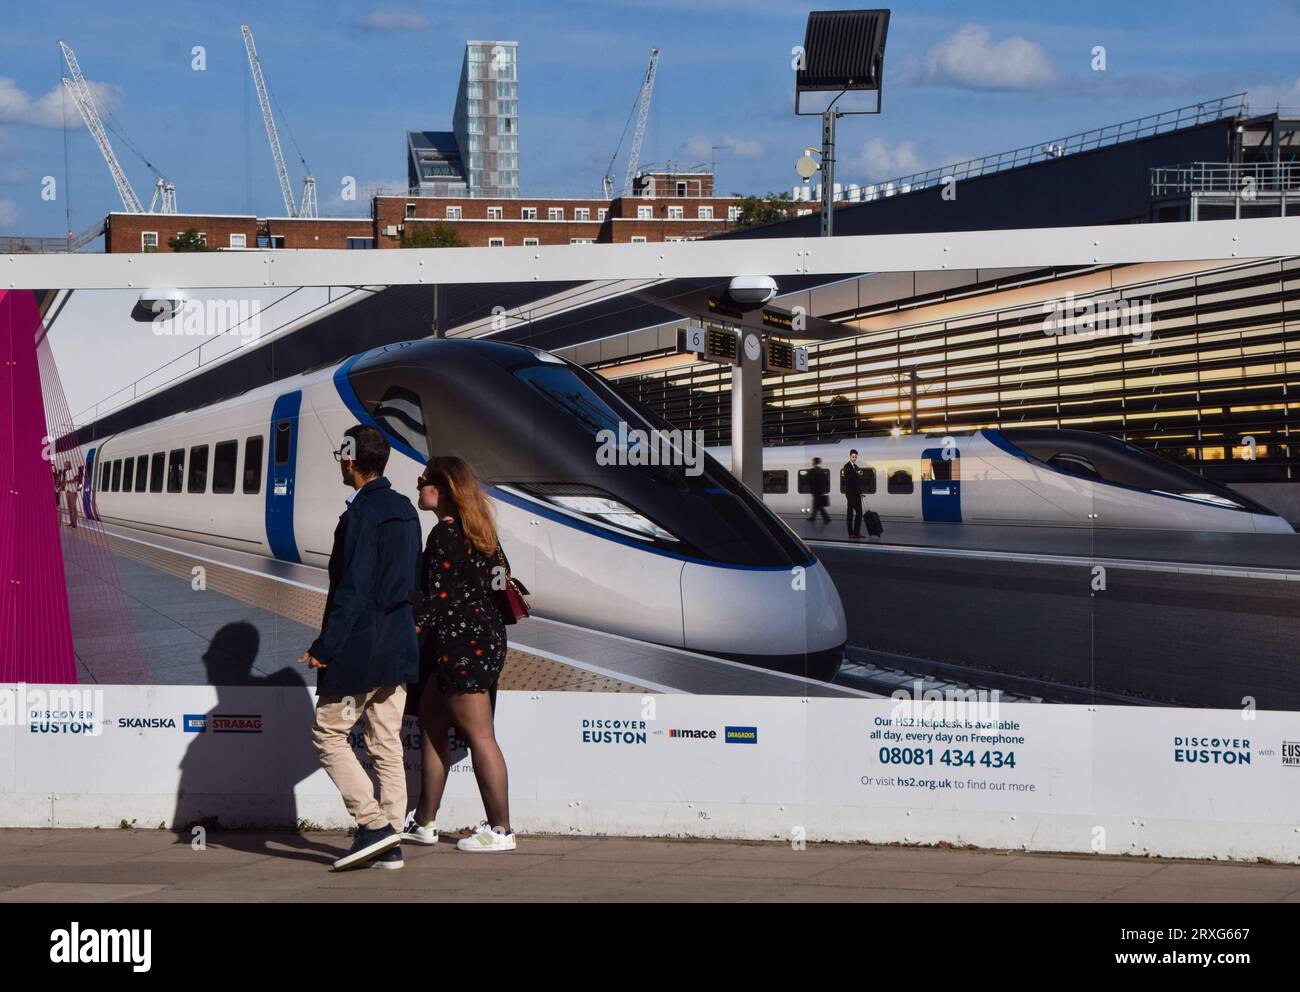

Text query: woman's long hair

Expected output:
[421,456,498,555]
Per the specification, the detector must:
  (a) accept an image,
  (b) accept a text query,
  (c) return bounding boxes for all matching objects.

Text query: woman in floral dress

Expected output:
[404,455,515,852]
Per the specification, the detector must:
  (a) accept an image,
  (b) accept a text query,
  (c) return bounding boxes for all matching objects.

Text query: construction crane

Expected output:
[241,25,316,218]
[602,48,660,198]
[59,41,146,213]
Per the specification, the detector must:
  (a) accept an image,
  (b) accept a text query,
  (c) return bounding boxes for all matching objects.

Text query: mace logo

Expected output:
[183,714,207,733]
[668,728,717,740]
[725,726,758,744]
[49,922,151,973]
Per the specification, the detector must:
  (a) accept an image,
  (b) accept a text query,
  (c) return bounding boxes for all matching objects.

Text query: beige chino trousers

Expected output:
[312,685,408,832]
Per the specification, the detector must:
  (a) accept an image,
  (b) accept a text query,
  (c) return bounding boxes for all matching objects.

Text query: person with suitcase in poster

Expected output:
[841,450,863,539]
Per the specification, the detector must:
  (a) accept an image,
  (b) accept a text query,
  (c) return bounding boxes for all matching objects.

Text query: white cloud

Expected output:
[857,138,925,180]
[360,8,430,31]
[682,133,765,161]
[0,77,120,129]
[0,199,18,228]
[910,24,1056,92]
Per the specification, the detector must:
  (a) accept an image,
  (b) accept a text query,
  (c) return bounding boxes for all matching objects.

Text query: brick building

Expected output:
[101,170,784,252]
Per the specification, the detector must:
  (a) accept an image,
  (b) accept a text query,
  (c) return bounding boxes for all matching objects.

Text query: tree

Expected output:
[730,191,796,231]
[401,223,467,248]
[167,227,212,252]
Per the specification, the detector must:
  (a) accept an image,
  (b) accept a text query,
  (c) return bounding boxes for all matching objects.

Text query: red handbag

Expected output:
[491,547,530,624]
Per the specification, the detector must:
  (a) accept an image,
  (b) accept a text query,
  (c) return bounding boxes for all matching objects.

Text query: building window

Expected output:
[630,236,647,243]
[676,182,687,197]
[598,208,607,221]
[488,237,505,247]
[346,237,374,249]
[521,207,537,220]
[548,207,563,220]
[523,237,539,246]
[575,208,590,221]
[405,203,417,219]
[637,205,653,220]
[728,206,741,221]
[141,232,158,251]
[570,238,594,244]
[229,233,247,248]
[445,206,462,220]
[697,206,713,220]
[667,206,684,220]
[488,207,503,220]
[887,469,914,495]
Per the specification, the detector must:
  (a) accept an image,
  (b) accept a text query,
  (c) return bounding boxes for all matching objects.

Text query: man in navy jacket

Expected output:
[300,424,421,871]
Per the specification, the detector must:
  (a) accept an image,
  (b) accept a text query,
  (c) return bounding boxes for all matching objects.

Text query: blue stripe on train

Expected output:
[265,391,302,562]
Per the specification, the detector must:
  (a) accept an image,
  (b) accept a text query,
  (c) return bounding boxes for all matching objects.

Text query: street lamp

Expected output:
[795,9,890,237]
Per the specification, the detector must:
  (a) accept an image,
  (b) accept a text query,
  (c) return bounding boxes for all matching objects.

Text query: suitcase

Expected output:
[864,510,883,537]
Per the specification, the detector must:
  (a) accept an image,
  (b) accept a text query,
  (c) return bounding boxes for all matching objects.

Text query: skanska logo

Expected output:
[118,717,177,730]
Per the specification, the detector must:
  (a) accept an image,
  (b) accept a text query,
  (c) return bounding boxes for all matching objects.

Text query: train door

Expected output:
[265,391,302,562]
[921,446,961,522]
[82,447,97,521]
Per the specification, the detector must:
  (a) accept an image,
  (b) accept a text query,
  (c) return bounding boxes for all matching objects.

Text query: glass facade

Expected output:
[610,258,1300,484]
[454,41,519,198]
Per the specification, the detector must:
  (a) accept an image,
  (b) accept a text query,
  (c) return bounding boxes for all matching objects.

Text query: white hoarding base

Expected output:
[3,685,1297,864]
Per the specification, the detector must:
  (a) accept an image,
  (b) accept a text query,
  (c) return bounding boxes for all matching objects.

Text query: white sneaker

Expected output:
[456,821,516,852]
[401,810,439,845]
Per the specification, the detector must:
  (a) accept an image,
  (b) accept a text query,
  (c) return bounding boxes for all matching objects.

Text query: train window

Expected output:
[1047,452,1101,480]
[887,469,914,494]
[167,449,185,493]
[923,458,958,482]
[839,466,875,494]
[797,470,813,494]
[372,386,429,459]
[134,455,148,493]
[111,459,122,492]
[514,365,623,438]
[763,470,789,494]
[243,436,264,494]
[274,421,292,465]
[212,441,238,494]
[188,445,209,493]
[149,453,164,493]
[122,457,135,493]
[100,461,109,491]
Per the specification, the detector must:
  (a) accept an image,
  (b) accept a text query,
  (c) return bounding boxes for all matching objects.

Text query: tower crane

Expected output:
[59,41,178,214]
[602,48,660,198]
[241,25,317,218]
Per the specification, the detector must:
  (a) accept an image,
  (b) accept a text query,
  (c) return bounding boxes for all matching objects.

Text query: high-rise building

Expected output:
[453,40,519,198]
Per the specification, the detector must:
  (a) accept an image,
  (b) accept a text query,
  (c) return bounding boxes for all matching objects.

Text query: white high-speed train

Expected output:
[722,429,1293,534]
[72,339,848,680]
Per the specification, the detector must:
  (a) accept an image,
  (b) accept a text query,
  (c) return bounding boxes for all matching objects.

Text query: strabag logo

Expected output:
[725,726,758,744]
[1282,741,1300,767]
[668,728,717,740]
[581,718,647,744]
[50,922,151,973]
[1173,735,1251,765]
[0,684,105,736]
[211,713,262,733]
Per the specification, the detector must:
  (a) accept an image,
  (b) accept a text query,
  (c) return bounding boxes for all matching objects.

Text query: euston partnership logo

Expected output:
[1282,742,1300,767]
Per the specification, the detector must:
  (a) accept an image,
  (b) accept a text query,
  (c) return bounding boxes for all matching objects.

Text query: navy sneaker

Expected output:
[331,824,400,871]
[368,846,405,870]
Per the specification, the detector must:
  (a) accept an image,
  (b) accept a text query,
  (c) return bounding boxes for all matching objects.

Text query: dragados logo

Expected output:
[724,726,758,744]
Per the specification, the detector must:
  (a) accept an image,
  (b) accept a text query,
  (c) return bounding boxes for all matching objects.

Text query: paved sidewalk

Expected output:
[1,830,1298,902]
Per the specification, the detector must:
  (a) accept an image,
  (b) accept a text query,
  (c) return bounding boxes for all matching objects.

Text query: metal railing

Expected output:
[0,219,105,254]
[831,93,1249,203]
[1151,161,1300,197]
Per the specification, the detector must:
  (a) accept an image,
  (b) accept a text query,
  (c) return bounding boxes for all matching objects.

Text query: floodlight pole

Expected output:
[820,91,846,238]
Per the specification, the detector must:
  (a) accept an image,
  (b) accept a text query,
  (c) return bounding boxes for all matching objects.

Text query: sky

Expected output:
[2,0,1299,237]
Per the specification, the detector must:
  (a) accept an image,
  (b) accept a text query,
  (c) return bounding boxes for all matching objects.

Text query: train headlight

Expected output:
[499,483,679,544]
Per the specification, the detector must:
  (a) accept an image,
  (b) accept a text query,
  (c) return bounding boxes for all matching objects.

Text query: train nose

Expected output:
[680,558,847,681]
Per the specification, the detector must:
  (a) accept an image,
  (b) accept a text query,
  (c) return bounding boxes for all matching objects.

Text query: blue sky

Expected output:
[2,0,1299,236]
